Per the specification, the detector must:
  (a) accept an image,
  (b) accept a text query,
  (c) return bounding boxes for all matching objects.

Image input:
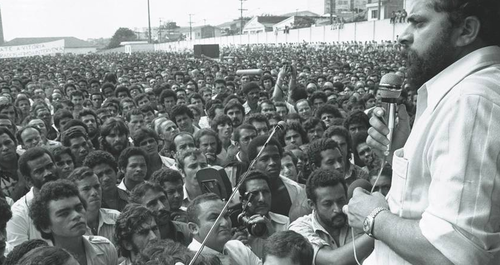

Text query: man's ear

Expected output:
[188,222,199,236]
[307,199,316,211]
[40,225,52,235]
[455,16,481,47]
[123,241,134,251]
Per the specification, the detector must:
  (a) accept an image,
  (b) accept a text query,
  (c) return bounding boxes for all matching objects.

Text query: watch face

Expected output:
[363,217,371,233]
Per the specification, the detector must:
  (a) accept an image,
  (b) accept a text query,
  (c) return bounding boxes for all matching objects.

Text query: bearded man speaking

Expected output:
[346,0,500,265]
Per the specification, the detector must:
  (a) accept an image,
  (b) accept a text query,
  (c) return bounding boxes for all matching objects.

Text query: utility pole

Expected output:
[189,14,194,40]
[158,18,162,43]
[147,0,152,43]
[239,0,247,34]
[330,0,334,24]
[378,0,381,20]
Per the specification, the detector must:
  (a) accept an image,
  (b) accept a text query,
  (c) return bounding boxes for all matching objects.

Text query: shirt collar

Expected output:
[83,236,104,256]
[423,46,500,112]
[99,208,117,226]
[268,212,288,225]
[311,210,331,236]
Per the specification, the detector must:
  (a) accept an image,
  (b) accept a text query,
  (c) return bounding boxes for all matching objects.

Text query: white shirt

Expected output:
[188,238,261,265]
[6,188,50,254]
[365,46,500,264]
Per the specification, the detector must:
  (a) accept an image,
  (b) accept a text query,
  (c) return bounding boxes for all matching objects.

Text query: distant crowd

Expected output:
[0,41,412,265]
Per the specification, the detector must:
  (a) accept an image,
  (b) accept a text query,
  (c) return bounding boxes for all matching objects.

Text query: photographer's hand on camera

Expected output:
[232,228,249,245]
[247,214,275,237]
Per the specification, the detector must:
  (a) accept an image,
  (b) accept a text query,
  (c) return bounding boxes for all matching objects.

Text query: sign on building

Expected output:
[0,40,64,58]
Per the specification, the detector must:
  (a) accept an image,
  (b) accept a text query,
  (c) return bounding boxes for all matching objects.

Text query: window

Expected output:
[371,10,378,19]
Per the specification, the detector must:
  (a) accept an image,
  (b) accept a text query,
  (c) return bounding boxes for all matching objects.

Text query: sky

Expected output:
[0,0,307,41]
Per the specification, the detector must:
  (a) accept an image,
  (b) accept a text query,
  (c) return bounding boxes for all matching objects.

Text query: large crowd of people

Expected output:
[1,1,500,263]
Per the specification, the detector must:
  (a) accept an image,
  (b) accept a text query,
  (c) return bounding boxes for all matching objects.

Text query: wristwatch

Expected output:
[363,207,388,239]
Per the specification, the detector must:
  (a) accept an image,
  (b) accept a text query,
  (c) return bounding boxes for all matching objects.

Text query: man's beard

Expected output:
[402,26,455,89]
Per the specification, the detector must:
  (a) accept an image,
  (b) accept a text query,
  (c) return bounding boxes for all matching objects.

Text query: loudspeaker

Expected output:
[193,44,220,59]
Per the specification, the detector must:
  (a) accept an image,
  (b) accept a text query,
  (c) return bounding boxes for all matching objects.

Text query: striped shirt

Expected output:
[365,46,500,264]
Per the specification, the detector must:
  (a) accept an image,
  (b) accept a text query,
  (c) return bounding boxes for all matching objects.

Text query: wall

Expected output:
[155,19,407,52]
[64,47,97,54]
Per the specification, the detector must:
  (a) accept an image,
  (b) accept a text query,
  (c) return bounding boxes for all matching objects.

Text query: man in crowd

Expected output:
[133,128,176,176]
[83,150,129,211]
[178,149,207,207]
[130,181,191,245]
[170,105,198,135]
[125,108,145,135]
[68,166,120,243]
[115,204,160,265]
[238,170,290,258]
[263,231,313,265]
[100,117,130,161]
[30,180,118,265]
[187,193,261,264]
[6,147,61,253]
[61,126,92,167]
[78,109,100,149]
[151,167,187,222]
[242,82,260,115]
[224,100,245,128]
[117,147,148,193]
[247,135,310,221]
[246,114,269,136]
[289,168,373,265]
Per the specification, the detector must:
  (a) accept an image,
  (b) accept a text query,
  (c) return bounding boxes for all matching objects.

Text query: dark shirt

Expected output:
[160,220,192,246]
[101,188,129,212]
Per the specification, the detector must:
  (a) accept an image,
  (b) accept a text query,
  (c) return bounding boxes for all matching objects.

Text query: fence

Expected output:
[155,18,408,52]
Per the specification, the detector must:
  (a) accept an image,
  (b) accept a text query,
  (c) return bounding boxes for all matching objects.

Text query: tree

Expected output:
[107,27,137,49]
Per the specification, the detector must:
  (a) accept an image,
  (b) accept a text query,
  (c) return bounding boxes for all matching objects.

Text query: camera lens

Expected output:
[248,222,267,237]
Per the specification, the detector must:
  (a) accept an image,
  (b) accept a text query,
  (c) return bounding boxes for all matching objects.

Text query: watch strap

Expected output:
[366,207,388,239]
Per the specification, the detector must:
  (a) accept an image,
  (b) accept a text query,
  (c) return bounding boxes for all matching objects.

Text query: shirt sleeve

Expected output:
[420,93,500,264]
[288,217,330,260]
[6,205,30,254]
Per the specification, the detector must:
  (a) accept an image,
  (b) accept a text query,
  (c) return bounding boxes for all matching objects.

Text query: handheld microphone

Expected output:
[378,73,403,156]
[343,179,373,214]
[188,119,285,265]
[235,69,263,76]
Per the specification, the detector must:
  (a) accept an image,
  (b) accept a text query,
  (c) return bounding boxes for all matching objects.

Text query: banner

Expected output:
[0,40,65,58]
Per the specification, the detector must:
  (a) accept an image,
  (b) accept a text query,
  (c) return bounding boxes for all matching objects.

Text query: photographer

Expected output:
[236,170,290,259]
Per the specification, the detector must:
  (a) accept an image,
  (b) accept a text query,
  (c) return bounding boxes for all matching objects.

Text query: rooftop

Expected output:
[3,37,95,48]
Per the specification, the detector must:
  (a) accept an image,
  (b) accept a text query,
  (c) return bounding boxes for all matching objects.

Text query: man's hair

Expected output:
[17,125,42,145]
[188,93,205,106]
[210,114,232,132]
[177,148,204,171]
[130,181,165,204]
[278,122,309,147]
[432,0,500,46]
[159,89,178,104]
[30,180,86,239]
[67,166,95,182]
[324,125,352,153]
[344,110,370,130]
[101,82,115,94]
[132,127,159,147]
[61,119,89,134]
[114,203,156,258]
[351,131,369,152]
[315,104,343,119]
[247,135,283,161]
[233,123,257,142]
[242,82,260,95]
[53,109,73,129]
[19,147,55,178]
[303,117,326,132]
[207,103,224,120]
[48,146,75,165]
[282,150,298,167]
[223,100,245,117]
[16,246,73,265]
[83,150,118,172]
[246,113,270,128]
[309,91,328,104]
[169,132,194,153]
[60,126,88,147]
[306,168,347,203]
[170,105,194,122]
[77,108,98,122]
[118,147,148,170]
[70,90,83,100]
[187,193,221,225]
[263,230,314,265]
[238,170,271,197]
[133,93,149,106]
[307,138,342,169]
[194,128,222,155]
[0,127,17,146]
[115,85,131,98]
[100,117,129,140]
[151,167,184,186]
[3,239,49,265]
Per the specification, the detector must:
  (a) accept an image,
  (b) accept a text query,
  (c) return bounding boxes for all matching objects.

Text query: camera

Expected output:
[236,192,267,237]
[237,212,267,237]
